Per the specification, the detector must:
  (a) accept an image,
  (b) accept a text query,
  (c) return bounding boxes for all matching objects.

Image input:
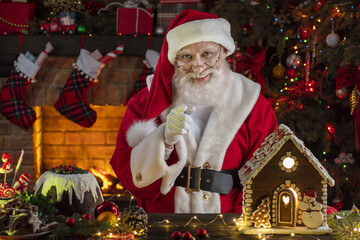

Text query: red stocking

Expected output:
[0,69,36,129]
[54,46,123,128]
[0,43,53,129]
[54,49,102,128]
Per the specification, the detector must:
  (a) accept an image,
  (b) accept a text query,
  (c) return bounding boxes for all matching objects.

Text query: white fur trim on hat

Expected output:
[166,18,235,65]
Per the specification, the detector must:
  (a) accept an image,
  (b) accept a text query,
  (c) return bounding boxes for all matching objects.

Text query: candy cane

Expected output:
[35,42,54,66]
[98,45,124,64]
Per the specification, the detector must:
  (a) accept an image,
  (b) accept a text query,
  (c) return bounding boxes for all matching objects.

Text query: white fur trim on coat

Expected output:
[127,71,260,213]
[166,18,235,65]
[129,123,187,194]
[126,119,158,147]
[162,71,261,213]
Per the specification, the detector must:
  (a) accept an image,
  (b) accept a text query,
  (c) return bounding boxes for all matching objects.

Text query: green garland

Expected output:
[328,208,360,240]
[20,192,58,223]
[52,215,119,239]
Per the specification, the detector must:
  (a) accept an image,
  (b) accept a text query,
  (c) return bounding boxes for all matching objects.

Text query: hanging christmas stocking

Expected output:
[0,42,53,129]
[54,45,124,128]
[125,49,159,104]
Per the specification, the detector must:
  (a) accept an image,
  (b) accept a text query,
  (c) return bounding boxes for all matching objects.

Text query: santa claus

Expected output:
[110,9,277,213]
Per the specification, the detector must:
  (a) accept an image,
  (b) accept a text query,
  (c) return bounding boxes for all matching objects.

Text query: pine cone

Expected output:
[120,205,148,235]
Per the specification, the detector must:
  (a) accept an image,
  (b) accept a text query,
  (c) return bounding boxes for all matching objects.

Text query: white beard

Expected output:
[172,61,231,107]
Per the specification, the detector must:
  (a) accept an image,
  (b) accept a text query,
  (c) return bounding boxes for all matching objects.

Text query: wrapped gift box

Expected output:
[0,3,35,34]
[117,8,153,35]
[60,12,76,25]
[156,3,204,30]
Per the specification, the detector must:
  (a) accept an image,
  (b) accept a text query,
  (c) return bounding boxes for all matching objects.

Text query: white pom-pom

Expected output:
[126,119,158,148]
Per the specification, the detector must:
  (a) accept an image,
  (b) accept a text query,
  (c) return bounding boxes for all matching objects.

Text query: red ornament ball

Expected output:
[172,231,182,240]
[298,26,309,40]
[65,217,75,227]
[285,68,297,78]
[82,213,92,221]
[335,88,349,99]
[196,228,209,238]
[327,206,338,215]
[94,201,119,218]
[182,232,193,240]
[296,103,304,110]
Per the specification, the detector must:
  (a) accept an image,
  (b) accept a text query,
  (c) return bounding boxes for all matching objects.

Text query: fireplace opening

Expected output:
[32,105,126,196]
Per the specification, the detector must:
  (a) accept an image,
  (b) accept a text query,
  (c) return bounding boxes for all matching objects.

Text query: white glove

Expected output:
[164,104,195,146]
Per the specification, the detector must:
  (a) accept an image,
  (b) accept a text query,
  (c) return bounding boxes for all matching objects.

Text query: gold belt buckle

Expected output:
[186,165,201,193]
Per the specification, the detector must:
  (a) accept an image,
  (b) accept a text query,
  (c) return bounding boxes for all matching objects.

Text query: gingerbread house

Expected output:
[237,124,335,235]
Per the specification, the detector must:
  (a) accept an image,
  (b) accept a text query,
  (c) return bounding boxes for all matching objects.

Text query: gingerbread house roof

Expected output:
[238,124,335,187]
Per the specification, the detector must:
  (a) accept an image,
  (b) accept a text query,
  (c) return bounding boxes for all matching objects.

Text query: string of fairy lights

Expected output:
[108,191,333,240]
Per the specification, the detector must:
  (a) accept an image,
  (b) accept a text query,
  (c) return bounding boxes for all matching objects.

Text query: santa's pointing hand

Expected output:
[164,104,196,147]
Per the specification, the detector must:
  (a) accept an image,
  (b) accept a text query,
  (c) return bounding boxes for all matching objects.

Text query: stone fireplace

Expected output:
[0,55,144,192]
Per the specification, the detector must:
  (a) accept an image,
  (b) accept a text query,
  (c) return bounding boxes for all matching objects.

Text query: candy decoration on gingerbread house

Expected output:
[237,124,335,235]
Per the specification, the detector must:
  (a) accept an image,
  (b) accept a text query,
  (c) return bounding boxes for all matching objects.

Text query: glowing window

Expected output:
[279,152,298,172]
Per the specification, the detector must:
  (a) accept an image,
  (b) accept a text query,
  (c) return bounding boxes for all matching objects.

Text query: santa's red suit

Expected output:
[110,10,277,213]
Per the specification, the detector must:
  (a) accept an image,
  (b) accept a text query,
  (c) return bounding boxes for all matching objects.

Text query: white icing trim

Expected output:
[238,124,335,186]
[34,171,103,204]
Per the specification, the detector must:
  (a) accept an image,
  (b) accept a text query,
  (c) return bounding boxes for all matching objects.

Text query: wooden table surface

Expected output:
[142,214,333,240]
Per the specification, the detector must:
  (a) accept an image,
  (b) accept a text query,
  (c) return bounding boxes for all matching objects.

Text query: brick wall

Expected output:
[0,55,144,192]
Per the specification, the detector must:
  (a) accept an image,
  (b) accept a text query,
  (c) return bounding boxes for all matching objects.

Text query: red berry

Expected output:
[182,232,193,240]
[197,228,208,238]
[82,214,92,221]
[65,217,75,227]
[171,231,182,240]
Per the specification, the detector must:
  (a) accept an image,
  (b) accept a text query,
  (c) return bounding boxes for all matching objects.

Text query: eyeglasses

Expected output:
[176,46,222,72]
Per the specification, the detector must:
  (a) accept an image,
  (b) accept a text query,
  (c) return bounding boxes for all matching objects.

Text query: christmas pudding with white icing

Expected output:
[34,165,103,217]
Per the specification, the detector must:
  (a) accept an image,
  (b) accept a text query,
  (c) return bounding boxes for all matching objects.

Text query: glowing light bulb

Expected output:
[283,157,295,169]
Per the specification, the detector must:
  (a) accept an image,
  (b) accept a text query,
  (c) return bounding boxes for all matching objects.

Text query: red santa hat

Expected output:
[141,9,235,120]
[304,189,317,198]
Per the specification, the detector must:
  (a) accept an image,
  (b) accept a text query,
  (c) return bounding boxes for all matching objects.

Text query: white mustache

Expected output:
[186,68,214,79]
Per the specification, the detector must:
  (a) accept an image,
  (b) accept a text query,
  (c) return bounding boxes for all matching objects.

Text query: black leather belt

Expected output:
[174,165,240,195]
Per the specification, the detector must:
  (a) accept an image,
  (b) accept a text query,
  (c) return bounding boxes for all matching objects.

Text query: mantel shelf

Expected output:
[0,34,164,77]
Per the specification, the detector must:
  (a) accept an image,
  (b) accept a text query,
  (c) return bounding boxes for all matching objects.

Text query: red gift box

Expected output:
[0,3,35,34]
[117,8,153,35]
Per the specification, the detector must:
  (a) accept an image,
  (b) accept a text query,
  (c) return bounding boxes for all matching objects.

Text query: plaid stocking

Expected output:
[54,66,98,128]
[54,46,123,128]
[125,49,159,104]
[0,69,36,129]
[0,42,53,129]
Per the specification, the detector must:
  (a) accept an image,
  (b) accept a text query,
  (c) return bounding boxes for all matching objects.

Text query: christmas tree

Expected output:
[210,0,360,210]
[250,197,271,228]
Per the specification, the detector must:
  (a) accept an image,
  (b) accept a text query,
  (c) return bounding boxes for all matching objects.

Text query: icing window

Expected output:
[279,152,298,172]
